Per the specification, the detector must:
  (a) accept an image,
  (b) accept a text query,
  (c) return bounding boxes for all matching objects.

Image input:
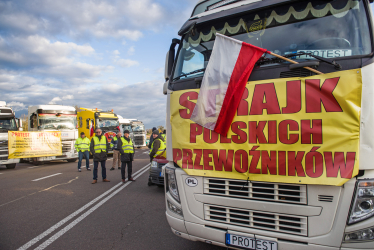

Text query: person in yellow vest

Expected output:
[160,129,166,142]
[118,130,135,183]
[90,128,110,184]
[74,132,91,172]
[110,132,122,171]
[149,130,166,162]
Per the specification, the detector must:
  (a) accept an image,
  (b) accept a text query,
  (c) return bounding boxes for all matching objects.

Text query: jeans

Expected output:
[78,151,90,170]
[121,161,132,180]
[93,161,106,180]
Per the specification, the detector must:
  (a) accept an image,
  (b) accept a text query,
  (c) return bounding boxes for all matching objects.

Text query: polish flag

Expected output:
[90,120,94,137]
[190,33,268,137]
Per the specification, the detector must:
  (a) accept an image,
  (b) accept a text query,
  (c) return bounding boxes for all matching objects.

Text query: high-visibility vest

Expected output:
[75,137,90,152]
[121,137,134,153]
[110,136,118,149]
[150,138,166,158]
[93,136,107,153]
[161,134,166,141]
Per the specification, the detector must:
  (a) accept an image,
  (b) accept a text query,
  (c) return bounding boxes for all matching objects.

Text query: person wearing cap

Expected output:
[149,130,166,162]
[118,130,135,182]
[90,128,110,184]
[148,127,157,149]
[110,132,122,171]
[74,132,91,172]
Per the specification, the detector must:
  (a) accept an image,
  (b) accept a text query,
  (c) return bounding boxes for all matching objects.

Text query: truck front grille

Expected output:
[62,141,72,153]
[204,178,306,204]
[134,136,144,145]
[0,140,9,160]
[205,204,307,236]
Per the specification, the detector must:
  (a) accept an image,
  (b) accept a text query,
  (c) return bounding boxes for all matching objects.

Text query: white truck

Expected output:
[130,120,146,148]
[0,101,21,169]
[27,105,78,164]
[163,0,374,249]
[117,115,135,142]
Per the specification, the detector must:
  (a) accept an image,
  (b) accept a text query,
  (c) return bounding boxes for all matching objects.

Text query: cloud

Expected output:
[7,101,26,111]
[49,97,62,104]
[62,95,74,100]
[128,46,135,56]
[115,59,139,68]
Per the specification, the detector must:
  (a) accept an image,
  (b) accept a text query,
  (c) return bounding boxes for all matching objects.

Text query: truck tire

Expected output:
[67,159,77,163]
[5,164,16,169]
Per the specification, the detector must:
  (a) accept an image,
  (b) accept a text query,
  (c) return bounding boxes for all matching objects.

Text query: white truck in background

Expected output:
[130,119,146,148]
[117,115,134,142]
[26,105,78,165]
[0,101,21,169]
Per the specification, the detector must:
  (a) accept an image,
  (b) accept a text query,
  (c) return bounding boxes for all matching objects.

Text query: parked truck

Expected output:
[77,108,120,153]
[117,115,134,142]
[163,0,374,249]
[26,105,78,164]
[131,120,146,148]
[0,101,21,169]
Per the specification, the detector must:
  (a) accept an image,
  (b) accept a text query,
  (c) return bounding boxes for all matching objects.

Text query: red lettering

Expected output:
[305,77,342,113]
[261,151,277,175]
[235,150,248,173]
[179,91,198,119]
[237,87,249,116]
[268,120,277,144]
[282,80,301,114]
[212,149,233,172]
[203,149,213,170]
[182,149,193,169]
[248,146,261,174]
[324,152,356,179]
[190,124,203,143]
[193,149,203,169]
[250,83,281,115]
[173,148,182,164]
[220,135,232,143]
[231,122,247,144]
[203,128,218,144]
[279,120,299,144]
[288,151,306,177]
[278,151,286,175]
[301,120,322,144]
[249,121,267,144]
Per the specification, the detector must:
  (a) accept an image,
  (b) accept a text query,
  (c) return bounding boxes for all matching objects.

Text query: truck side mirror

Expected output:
[18,119,23,131]
[165,38,181,81]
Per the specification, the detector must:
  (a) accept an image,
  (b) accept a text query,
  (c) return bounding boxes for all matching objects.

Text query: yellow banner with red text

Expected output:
[170,69,362,186]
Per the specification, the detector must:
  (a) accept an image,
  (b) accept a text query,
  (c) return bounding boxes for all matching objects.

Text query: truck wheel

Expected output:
[67,159,77,163]
[148,177,153,186]
[5,164,16,169]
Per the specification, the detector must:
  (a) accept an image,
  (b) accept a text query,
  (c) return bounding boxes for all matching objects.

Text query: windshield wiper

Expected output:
[173,68,206,81]
[256,52,342,70]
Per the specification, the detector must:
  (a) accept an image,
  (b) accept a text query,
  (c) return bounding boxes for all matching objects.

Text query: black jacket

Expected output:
[90,135,109,162]
[118,136,135,162]
[148,127,157,149]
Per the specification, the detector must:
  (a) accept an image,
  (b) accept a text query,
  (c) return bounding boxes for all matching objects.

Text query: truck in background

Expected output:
[117,115,134,142]
[130,119,146,148]
[0,101,21,169]
[27,105,78,165]
[77,108,120,153]
[163,0,374,249]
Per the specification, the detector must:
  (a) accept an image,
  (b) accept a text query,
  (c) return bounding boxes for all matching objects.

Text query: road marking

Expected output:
[28,166,40,169]
[143,152,149,154]
[0,173,3,174]
[17,163,151,250]
[34,166,149,250]
[31,173,62,182]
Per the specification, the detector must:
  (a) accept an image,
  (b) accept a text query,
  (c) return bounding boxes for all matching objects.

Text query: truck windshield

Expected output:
[132,124,145,132]
[173,0,372,80]
[98,119,119,128]
[122,124,133,132]
[0,118,17,131]
[39,115,77,130]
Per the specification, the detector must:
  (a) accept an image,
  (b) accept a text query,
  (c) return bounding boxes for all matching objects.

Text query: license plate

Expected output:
[226,234,277,250]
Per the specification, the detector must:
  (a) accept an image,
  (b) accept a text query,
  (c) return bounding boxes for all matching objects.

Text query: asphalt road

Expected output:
[0,147,224,250]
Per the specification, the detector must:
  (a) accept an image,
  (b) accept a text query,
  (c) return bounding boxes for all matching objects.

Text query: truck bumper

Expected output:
[0,158,19,165]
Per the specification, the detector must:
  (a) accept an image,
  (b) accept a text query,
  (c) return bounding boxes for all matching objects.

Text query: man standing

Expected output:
[90,128,110,184]
[148,127,157,149]
[149,130,166,162]
[118,130,135,182]
[74,132,91,172]
[110,132,122,171]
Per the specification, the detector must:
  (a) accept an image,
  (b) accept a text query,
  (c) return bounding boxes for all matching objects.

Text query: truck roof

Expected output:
[0,101,6,107]
[29,105,76,112]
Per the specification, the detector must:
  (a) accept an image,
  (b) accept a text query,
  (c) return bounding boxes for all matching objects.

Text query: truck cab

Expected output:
[117,115,135,143]
[0,101,21,169]
[130,120,146,148]
[27,105,78,164]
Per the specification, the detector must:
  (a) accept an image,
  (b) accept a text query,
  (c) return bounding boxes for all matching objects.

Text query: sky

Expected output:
[0,0,197,129]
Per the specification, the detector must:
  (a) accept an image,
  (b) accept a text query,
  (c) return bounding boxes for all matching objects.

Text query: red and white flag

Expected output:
[190,33,268,137]
[90,120,94,137]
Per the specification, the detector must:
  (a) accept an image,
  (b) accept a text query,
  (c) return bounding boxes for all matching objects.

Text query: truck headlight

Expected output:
[151,161,158,168]
[344,227,374,242]
[348,179,374,224]
[165,167,180,203]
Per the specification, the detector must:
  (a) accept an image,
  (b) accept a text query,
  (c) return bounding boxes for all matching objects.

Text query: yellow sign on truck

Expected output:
[8,131,62,159]
[171,69,361,186]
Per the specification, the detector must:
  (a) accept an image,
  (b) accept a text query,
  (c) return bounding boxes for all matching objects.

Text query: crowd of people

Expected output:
[74,127,166,184]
